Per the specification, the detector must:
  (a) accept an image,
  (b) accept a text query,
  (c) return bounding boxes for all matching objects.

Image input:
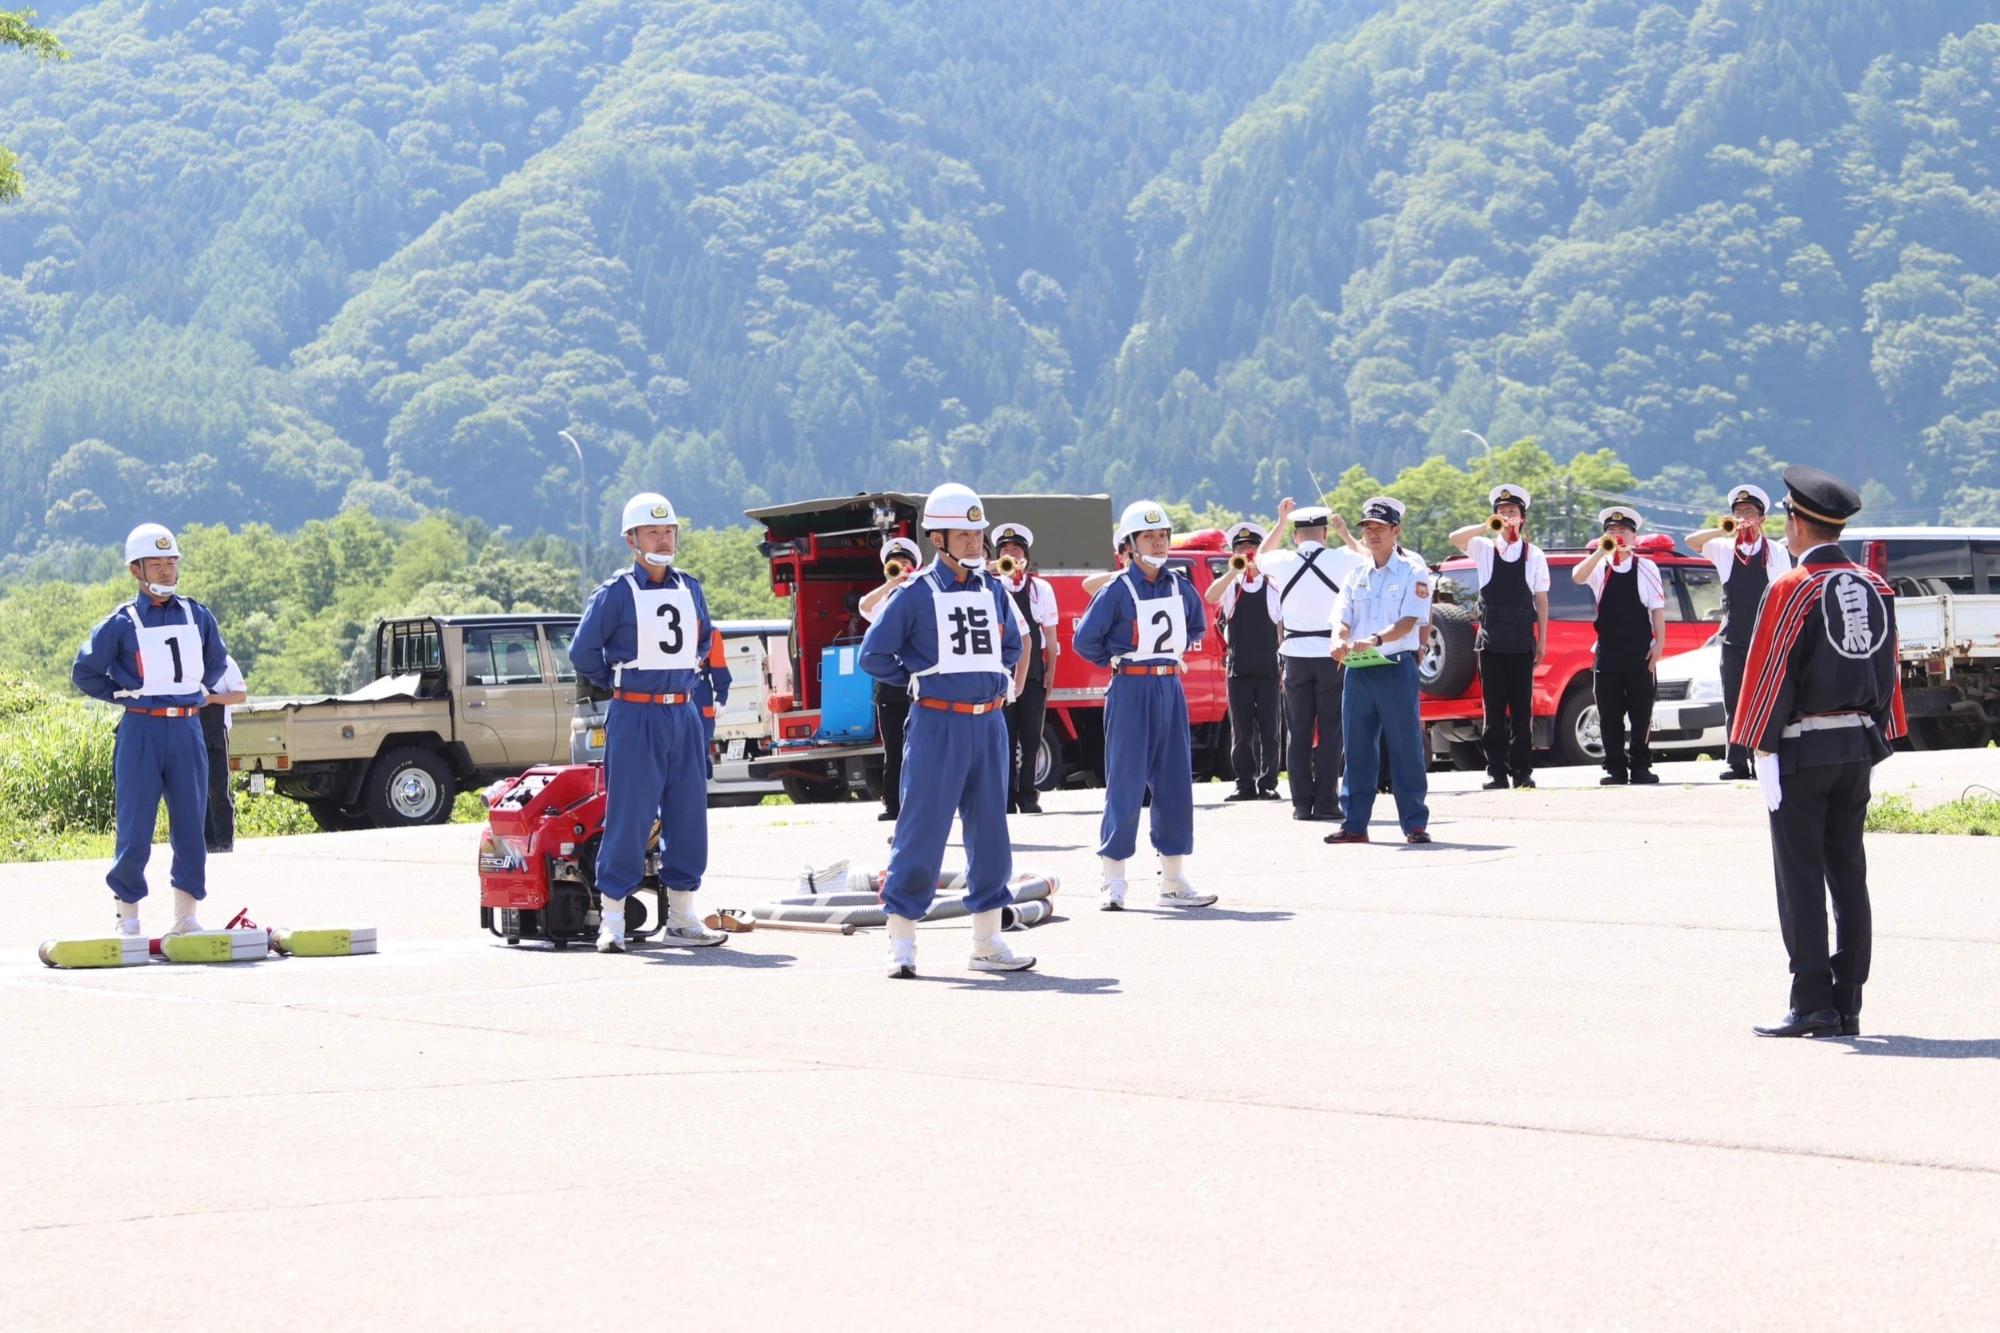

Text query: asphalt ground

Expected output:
[4,749,1999,1330]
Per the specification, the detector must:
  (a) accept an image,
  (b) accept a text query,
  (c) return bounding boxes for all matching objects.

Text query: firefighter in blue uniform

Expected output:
[569,492,726,953]
[71,524,231,939]
[1686,485,1791,780]
[1734,467,1905,1038]
[1074,500,1220,912]
[859,483,1035,979]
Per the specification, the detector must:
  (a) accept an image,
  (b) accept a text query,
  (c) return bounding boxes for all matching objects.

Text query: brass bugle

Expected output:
[1487,515,1507,532]
[1598,535,1619,553]
[995,555,1021,576]
[1719,516,1737,535]
[883,559,909,578]
[1229,552,1252,572]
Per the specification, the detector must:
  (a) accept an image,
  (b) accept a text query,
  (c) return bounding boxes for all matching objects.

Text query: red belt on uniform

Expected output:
[914,695,1007,715]
[1116,664,1182,677]
[125,705,199,717]
[612,690,691,705]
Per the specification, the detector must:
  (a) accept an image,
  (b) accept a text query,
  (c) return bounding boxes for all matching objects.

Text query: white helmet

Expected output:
[621,492,680,533]
[920,483,988,532]
[1115,499,1172,544]
[124,523,180,563]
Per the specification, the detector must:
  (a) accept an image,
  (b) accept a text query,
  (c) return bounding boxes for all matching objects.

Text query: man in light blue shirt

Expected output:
[1325,497,1433,845]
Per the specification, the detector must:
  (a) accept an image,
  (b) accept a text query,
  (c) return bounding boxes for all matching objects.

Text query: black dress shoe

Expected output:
[1630,771,1660,785]
[1016,800,1042,814]
[1404,829,1432,844]
[1599,773,1628,786]
[1481,776,1510,791]
[1259,788,1282,800]
[1224,788,1258,802]
[1840,1015,1860,1037]
[1721,765,1753,781]
[1292,808,1315,821]
[1512,776,1536,789]
[1752,1008,1843,1038]
[877,811,898,821]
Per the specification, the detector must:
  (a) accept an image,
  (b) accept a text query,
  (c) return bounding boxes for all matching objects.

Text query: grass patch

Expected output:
[1867,794,2000,836]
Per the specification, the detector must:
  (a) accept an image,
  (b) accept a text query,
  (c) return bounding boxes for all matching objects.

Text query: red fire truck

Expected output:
[742,492,1238,800]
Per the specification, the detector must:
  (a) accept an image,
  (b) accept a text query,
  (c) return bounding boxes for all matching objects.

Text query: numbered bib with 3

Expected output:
[622,576,699,673]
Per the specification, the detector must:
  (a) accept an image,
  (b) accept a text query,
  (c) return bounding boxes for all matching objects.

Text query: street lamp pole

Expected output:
[1461,429,1491,458]
[557,429,589,596]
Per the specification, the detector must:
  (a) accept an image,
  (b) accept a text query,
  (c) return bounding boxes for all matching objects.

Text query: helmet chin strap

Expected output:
[145,582,178,598]
[641,551,674,567]
[1135,553,1166,570]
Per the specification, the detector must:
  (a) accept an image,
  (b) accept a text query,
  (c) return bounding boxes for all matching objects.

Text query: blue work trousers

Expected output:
[598,699,709,899]
[1339,654,1430,837]
[881,703,1013,920]
[1097,673,1194,861]
[108,712,208,903]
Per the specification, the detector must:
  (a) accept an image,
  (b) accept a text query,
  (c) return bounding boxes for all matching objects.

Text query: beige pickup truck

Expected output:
[228,614,580,829]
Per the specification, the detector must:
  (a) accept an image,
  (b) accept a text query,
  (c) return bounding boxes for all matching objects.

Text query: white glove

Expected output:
[1756,751,1783,813]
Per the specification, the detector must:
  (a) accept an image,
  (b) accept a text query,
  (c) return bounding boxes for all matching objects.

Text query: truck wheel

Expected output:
[1553,683,1605,767]
[780,774,845,804]
[1034,720,1068,791]
[305,801,369,833]
[361,746,455,827]
[1418,605,1478,698]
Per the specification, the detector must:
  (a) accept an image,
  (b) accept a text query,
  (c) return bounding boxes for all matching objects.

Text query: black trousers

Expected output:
[204,735,234,852]
[1770,759,1873,1014]
[1283,655,1342,817]
[1593,668,1655,777]
[1479,649,1535,779]
[1004,676,1048,809]
[1226,674,1281,793]
[874,682,910,817]
[1720,642,1752,769]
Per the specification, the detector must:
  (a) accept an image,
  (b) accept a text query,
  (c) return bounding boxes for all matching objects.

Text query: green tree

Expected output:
[0,9,65,204]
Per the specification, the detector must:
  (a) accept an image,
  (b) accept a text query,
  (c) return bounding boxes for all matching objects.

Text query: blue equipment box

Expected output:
[816,643,876,741]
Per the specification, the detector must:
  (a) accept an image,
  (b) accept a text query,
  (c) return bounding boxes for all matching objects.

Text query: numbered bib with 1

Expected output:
[622,575,699,672]
[919,584,1004,677]
[1124,572,1188,663]
[123,603,203,697]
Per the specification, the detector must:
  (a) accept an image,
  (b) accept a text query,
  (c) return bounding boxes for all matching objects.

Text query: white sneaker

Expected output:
[887,938,918,979]
[596,897,627,954]
[165,915,204,936]
[1157,878,1218,909]
[1099,879,1127,912]
[661,891,726,947]
[113,917,143,938]
[969,937,1035,973]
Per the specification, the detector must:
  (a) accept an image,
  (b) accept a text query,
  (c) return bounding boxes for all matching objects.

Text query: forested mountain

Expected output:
[2,0,1996,569]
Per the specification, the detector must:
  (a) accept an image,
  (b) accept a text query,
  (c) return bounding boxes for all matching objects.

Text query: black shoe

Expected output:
[1631,771,1660,785]
[1404,829,1432,844]
[1752,1008,1843,1038]
[1840,1015,1860,1037]
[1016,800,1042,814]
[1292,808,1315,821]
[1258,788,1281,800]
[1512,776,1536,790]
[888,962,917,980]
[877,811,897,821]
[1224,788,1258,802]
[1600,773,1629,786]
[1721,764,1753,781]
[1481,776,1510,791]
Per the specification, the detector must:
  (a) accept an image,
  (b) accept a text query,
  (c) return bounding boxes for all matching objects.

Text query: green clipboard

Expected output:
[1343,643,1394,669]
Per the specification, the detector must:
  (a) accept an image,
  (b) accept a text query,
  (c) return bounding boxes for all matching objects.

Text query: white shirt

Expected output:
[1258,542,1366,657]
[862,566,1028,638]
[1334,553,1433,655]
[1585,555,1667,609]
[1005,573,1060,630]
[1219,573,1281,623]
[1469,537,1551,594]
[217,655,247,730]
[1701,535,1791,581]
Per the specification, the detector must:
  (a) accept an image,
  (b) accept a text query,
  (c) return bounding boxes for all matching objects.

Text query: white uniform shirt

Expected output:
[1219,573,1281,623]
[1258,542,1366,658]
[217,654,247,730]
[1006,573,1061,634]
[1334,553,1433,655]
[1468,537,1551,594]
[869,564,1027,636]
[1584,555,1667,609]
[1701,535,1791,581]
